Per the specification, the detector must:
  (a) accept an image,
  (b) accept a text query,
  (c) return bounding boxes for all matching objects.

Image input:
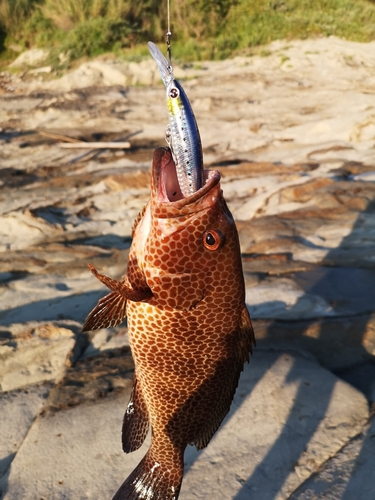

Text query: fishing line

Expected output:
[166,0,172,65]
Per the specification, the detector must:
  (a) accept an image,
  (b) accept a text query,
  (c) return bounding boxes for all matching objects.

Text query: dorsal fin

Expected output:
[238,305,256,362]
[190,306,255,450]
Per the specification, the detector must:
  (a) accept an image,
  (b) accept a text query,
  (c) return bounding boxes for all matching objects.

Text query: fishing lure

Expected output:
[148,41,204,197]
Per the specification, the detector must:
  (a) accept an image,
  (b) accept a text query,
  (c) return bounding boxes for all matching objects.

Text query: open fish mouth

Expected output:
[153,147,220,207]
[158,147,184,202]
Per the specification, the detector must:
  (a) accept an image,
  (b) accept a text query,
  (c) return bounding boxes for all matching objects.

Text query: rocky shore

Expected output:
[1,36,375,499]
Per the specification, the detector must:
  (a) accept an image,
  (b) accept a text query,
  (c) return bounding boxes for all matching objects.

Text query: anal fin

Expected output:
[122,373,150,453]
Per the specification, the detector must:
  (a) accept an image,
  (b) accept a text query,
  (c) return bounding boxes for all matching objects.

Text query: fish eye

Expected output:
[202,230,225,251]
[169,87,179,99]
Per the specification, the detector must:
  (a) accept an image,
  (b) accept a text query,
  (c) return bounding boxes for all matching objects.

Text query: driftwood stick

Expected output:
[38,130,82,143]
[58,142,131,149]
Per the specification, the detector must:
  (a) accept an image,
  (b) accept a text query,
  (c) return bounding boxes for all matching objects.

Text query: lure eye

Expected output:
[169,87,179,99]
[202,230,225,251]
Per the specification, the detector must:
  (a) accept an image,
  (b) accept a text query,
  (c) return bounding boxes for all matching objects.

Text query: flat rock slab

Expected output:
[182,350,369,500]
[290,417,375,500]
[1,349,368,500]
[0,323,79,392]
[0,383,51,479]
[246,267,375,320]
[0,391,141,500]
[253,313,375,372]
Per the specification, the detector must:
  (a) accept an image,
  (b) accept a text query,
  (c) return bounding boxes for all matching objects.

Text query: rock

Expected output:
[0,384,51,479]
[9,49,49,68]
[0,211,61,252]
[290,417,375,500]
[0,395,138,500]
[82,328,129,359]
[334,361,375,401]
[183,350,369,500]
[40,58,182,91]
[280,178,335,203]
[7,44,22,53]
[245,266,375,320]
[43,61,127,91]
[350,171,375,182]
[0,323,79,391]
[0,350,368,499]
[0,36,375,499]
[87,61,127,86]
[128,60,157,86]
[28,66,52,75]
[44,346,134,413]
[126,58,189,86]
[370,383,375,402]
[252,314,375,371]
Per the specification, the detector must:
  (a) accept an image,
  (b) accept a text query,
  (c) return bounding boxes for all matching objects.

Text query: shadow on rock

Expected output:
[234,200,375,498]
[0,290,103,326]
[0,454,14,490]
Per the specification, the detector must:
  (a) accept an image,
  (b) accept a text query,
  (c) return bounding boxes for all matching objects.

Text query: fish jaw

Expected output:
[151,147,219,208]
[150,147,223,243]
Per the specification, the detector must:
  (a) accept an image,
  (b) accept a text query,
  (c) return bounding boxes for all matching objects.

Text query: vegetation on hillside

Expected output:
[1,0,375,63]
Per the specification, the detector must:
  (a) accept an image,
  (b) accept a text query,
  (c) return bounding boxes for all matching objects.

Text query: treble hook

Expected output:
[166,30,172,65]
[166,0,172,65]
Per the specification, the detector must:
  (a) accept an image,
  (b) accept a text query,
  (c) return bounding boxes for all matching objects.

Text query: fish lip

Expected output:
[151,147,220,208]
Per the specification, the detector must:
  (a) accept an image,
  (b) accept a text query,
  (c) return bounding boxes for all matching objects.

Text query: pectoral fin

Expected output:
[82,264,153,332]
[88,264,152,302]
[82,291,127,332]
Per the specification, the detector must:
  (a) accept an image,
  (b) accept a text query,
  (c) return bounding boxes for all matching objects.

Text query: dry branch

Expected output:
[58,142,131,149]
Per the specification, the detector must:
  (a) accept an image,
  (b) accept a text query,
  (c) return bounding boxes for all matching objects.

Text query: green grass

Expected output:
[218,0,375,53]
[1,0,375,64]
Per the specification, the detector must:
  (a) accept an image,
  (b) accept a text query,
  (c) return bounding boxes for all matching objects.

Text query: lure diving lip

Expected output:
[148,41,204,198]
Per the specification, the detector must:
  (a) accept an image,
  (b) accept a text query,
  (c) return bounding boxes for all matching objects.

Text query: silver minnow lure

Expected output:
[148,41,203,197]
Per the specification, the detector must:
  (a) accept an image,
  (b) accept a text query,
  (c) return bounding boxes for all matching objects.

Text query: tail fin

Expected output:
[112,448,183,500]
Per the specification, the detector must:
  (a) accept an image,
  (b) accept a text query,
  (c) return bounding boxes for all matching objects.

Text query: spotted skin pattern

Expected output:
[83,147,255,500]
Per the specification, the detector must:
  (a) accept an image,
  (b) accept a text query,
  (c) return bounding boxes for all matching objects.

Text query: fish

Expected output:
[82,147,255,499]
[148,41,204,198]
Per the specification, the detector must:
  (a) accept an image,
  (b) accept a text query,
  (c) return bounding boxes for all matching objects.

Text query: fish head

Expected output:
[130,147,244,311]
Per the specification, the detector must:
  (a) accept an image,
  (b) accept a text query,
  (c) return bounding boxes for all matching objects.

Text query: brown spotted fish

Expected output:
[83,147,255,500]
